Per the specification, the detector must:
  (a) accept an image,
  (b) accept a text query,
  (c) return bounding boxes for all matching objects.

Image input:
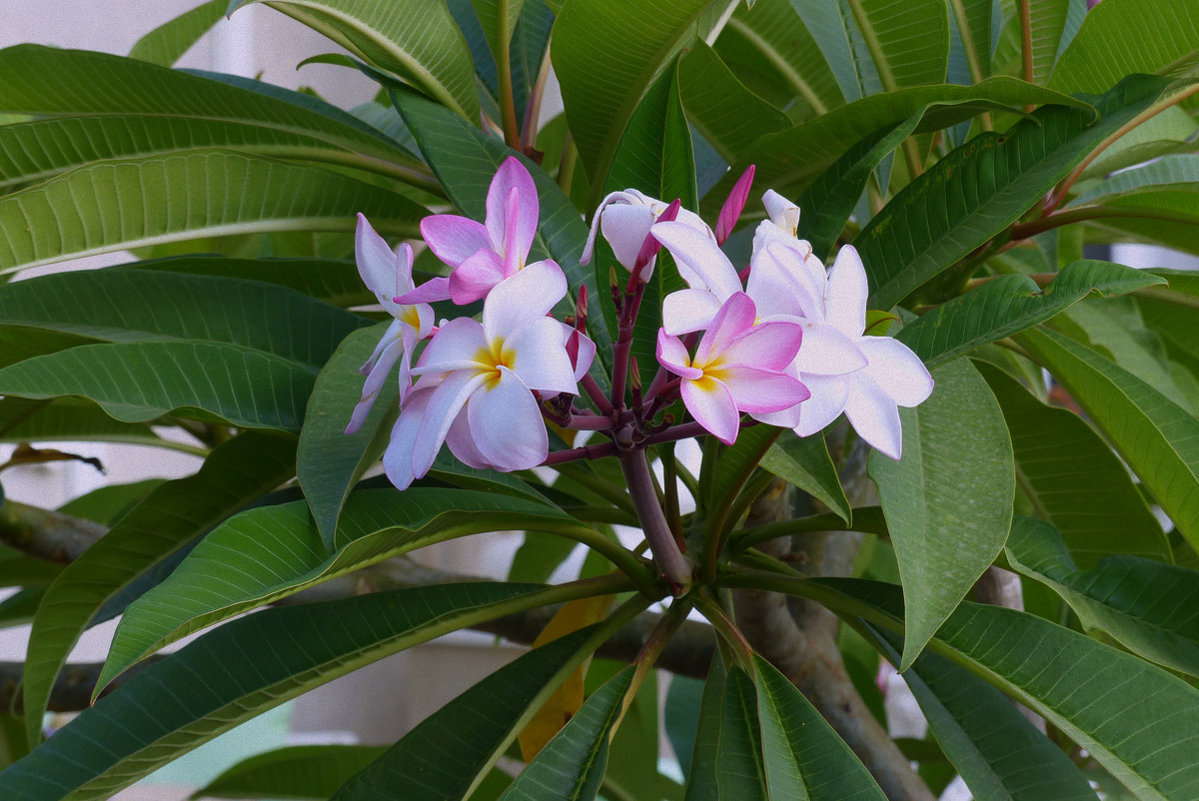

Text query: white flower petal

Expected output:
[483,260,567,342]
[662,289,723,335]
[858,337,935,407]
[346,334,402,434]
[681,377,741,445]
[466,368,548,471]
[844,372,904,459]
[756,243,823,319]
[412,317,487,376]
[412,370,488,478]
[445,410,491,469]
[826,245,868,338]
[383,387,432,489]
[508,316,578,394]
[601,203,657,271]
[792,373,851,437]
[793,321,868,377]
[651,221,741,297]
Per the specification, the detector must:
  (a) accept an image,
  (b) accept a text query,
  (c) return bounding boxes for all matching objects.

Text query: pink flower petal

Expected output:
[651,221,741,297]
[420,214,492,269]
[657,329,702,380]
[858,337,934,407]
[383,387,433,489]
[445,410,491,469]
[486,157,538,263]
[695,292,756,365]
[662,288,724,336]
[826,245,868,338]
[449,249,507,304]
[721,318,803,373]
[346,333,403,434]
[681,376,741,445]
[508,316,579,395]
[844,372,904,459]
[568,329,596,381]
[716,165,754,245]
[466,367,548,470]
[483,260,566,342]
[721,365,809,414]
[397,276,451,304]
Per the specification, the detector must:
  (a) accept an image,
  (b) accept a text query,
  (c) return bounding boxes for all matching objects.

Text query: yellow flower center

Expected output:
[474,338,516,389]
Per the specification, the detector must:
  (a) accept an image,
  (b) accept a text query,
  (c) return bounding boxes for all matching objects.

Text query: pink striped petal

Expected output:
[346,332,403,434]
[721,319,803,373]
[721,365,809,414]
[681,376,741,445]
[421,214,492,269]
[568,328,596,381]
[657,329,701,380]
[486,157,538,262]
[483,260,566,341]
[716,165,754,245]
[466,367,547,470]
[695,292,756,365]
[449,249,507,304]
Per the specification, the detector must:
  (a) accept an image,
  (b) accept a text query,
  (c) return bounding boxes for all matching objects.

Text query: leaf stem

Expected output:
[1009,203,1199,239]
[1018,0,1034,96]
[495,0,522,150]
[693,591,754,669]
[620,450,692,591]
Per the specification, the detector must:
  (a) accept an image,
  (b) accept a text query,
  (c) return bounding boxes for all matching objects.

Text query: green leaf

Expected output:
[814,579,1199,801]
[496,666,634,801]
[678,41,791,165]
[753,654,887,801]
[716,0,844,116]
[719,76,1092,207]
[1007,516,1199,678]
[0,546,62,589]
[57,479,168,526]
[787,0,879,102]
[97,488,606,690]
[759,430,851,524]
[0,46,421,191]
[897,260,1166,369]
[473,0,527,66]
[0,268,367,368]
[129,0,226,66]
[0,582,572,801]
[1050,0,1199,94]
[1017,325,1199,553]
[664,674,704,779]
[1083,189,1199,257]
[685,656,767,801]
[0,397,163,449]
[1076,154,1199,205]
[994,0,1070,84]
[856,75,1169,309]
[840,0,949,92]
[21,431,296,746]
[298,324,396,547]
[228,0,479,120]
[0,340,316,432]
[794,112,922,261]
[863,625,1099,801]
[868,357,1014,670]
[1078,106,1198,181]
[947,0,992,80]
[980,364,1170,567]
[551,0,718,191]
[190,745,388,800]
[0,150,424,274]
[134,254,373,307]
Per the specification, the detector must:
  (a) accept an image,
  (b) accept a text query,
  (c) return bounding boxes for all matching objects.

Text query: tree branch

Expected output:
[0,500,106,563]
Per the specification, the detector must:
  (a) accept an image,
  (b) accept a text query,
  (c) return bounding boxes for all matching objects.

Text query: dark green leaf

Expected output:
[868,357,1014,670]
[685,656,767,801]
[190,744,388,800]
[133,255,373,308]
[759,430,850,524]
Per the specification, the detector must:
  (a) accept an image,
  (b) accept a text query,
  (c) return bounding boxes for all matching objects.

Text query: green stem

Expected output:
[546,518,660,598]
[557,135,578,196]
[1018,0,1034,92]
[495,0,522,150]
[733,506,887,552]
[1009,204,1199,239]
[693,592,754,669]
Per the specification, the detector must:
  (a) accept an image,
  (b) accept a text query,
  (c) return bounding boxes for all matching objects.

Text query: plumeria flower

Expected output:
[382,261,591,489]
[345,213,434,435]
[581,188,710,279]
[400,156,552,305]
[657,292,808,445]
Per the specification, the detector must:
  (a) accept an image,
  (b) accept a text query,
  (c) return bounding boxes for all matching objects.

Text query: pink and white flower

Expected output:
[345,213,434,435]
[656,292,808,445]
[382,261,592,489]
[581,188,710,279]
[400,156,552,305]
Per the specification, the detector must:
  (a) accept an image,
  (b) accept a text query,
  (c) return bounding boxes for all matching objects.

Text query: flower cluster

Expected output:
[348,157,932,492]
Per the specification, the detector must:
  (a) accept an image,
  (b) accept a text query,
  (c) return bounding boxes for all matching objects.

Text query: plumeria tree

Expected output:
[0,0,1198,799]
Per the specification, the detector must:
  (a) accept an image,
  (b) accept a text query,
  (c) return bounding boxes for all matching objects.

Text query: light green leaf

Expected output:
[0,582,575,801]
[759,430,851,524]
[497,666,634,801]
[1050,0,1199,94]
[228,0,479,120]
[129,0,226,66]
[1078,106,1198,181]
[97,488,613,690]
[678,40,791,165]
[856,75,1169,309]
[0,150,424,274]
[897,260,1166,369]
[1076,154,1199,205]
[788,0,879,102]
[947,0,992,81]
[868,357,1014,670]
[190,745,388,800]
[0,340,316,432]
[20,432,296,746]
[980,364,1170,567]
[1017,325,1199,552]
[1007,516,1199,678]
[473,0,527,66]
[0,268,367,368]
[864,625,1099,801]
[551,0,725,191]
[841,0,949,92]
[297,324,396,546]
[753,654,887,801]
